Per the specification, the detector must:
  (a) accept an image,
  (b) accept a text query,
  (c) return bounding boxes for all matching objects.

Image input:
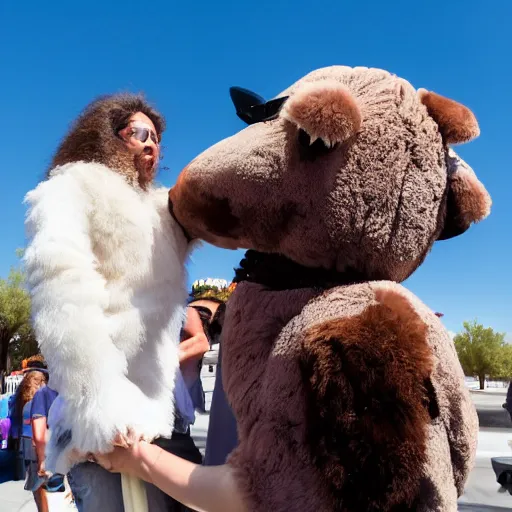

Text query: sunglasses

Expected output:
[123,123,159,144]
[229,86,289,125]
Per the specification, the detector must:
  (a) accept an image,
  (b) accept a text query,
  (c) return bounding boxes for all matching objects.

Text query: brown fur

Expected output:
[171,67,490,282]
[300,289,434,511]
[450,168,492,225]
[282,81,362,146]
[418,89,480,144]
[439,151,492,240]
[170,66,483,510]
[50,94,165,187]
[170,174,241,238]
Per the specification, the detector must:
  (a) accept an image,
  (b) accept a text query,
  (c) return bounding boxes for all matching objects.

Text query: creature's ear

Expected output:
[281,80,362,149]
[437,149,491,240]
[418,89,480,144]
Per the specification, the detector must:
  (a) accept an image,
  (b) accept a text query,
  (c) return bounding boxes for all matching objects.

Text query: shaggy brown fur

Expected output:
[49,94,165,187]
[418,90,480,144]
[282,81,362,147]
[439,150,492,240]
[170,66,484,510]
[300,289,434,511]
[170,170,241,241]
[450,169,492,228]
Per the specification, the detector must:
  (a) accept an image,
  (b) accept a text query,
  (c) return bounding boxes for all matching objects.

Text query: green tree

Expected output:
[0,267,33,374]
[454,320,507,389]
[8,325,39,371]
[495,343,512,381]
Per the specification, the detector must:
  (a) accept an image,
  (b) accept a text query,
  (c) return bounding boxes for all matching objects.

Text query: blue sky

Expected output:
[1,1,510,338]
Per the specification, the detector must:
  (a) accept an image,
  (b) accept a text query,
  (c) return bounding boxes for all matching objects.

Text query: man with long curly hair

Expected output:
[24,94,203,511]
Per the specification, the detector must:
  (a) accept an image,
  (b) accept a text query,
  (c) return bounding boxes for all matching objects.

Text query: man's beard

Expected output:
[134,153,157,190]
[106,146,157,190]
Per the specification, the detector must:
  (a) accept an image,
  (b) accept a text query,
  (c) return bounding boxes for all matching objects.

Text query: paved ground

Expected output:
[1,360,511,511]
[471,390,511,429]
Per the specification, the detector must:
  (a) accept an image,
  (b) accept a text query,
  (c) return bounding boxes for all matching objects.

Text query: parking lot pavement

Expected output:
[458,428,512,509]
[471,390,511,429]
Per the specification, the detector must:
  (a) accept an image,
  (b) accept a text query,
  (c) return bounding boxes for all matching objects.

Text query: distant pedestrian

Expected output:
[503,381,512,422]
[185,279,238,467]
[31,383,60,484]
[16,369,49,512]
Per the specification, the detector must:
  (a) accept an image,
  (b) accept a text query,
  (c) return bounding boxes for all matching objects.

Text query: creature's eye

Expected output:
[298,128,336,161]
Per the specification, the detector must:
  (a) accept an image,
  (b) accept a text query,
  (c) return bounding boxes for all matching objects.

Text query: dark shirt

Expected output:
[31,386,58,426]
[204,345,238,466]
[504,381,512,413]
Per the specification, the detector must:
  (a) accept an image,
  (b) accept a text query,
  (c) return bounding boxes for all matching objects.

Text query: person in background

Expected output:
[503,381,512,422]
[31,379,59,486]
[8,358,48,450]
[184,278,238,467]
[16,368,49,512]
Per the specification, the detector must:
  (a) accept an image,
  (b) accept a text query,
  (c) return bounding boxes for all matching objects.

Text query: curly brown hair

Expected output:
[48,93,165,177]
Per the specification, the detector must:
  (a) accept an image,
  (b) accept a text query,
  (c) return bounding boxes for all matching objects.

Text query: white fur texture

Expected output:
[24,162,190,474]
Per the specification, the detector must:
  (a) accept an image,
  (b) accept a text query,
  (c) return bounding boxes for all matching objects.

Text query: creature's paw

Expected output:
[46,378,162,474]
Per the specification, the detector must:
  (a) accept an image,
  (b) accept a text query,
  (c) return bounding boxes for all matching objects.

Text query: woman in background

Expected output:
[16,368,49,512]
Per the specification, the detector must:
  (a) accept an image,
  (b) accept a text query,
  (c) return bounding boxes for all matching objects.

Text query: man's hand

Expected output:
[37,460,47,478]
[179,306,209,364]
[92,439,154,481]
[179,306,210,387]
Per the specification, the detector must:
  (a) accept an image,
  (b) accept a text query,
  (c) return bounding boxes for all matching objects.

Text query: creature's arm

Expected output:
[24,173,139,453]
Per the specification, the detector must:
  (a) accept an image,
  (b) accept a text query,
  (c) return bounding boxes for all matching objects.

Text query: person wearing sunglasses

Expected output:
[116,114,161,189]
[24,94,200,512]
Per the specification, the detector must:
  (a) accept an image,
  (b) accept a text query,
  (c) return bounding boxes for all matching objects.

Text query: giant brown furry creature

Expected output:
[169,66,490,511]
[24,94,191,475]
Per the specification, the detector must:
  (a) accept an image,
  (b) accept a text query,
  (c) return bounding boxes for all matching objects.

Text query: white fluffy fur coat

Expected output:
[24,162,190,473]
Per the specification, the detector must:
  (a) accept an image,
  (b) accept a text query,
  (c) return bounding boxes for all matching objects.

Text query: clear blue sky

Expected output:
[1,1,510,338]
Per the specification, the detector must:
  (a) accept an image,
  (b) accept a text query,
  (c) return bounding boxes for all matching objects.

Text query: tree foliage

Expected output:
[190,279,237,302]
[454,320,508,389]
[9,326,39,371]
[0,262,34,374]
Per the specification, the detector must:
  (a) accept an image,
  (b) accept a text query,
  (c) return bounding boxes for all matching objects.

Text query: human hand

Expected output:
[37,460,48,478]
[92,439,157,483]
[179,333,210,364]
[180,306,210,365]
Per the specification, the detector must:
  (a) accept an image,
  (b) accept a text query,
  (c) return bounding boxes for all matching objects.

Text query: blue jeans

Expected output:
[69,432,201,512]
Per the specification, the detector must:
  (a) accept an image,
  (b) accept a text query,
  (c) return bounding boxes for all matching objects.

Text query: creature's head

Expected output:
[170,66,491,282]
[50,93,165,189]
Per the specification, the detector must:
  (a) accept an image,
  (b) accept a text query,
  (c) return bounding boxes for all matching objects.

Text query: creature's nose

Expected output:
[168,191,192,242]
